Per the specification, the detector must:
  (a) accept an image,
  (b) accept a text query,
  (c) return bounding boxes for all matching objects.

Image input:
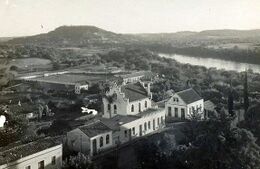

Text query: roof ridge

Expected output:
[176,88,193,94]
[80,119,101,128]
[125,87,147,95]
[0,136,55,153]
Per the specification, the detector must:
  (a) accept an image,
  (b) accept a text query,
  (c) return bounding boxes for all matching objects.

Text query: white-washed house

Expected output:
[67,121,113,156]
[165,88,204,119]
[0,137,62,169]
[102,81,165,144]
[67,81,165,157]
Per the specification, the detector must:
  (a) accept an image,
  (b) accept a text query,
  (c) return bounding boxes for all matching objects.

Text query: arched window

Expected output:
[100,137,103,147]
[131,105,134,112]
[106,134,110,144]
[145,101,147,108]
[114,105,117,114]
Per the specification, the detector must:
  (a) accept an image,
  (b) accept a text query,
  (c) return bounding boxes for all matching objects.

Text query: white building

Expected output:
[67,120,113,156]
[102,82,152,118]
[116,71,152,84]
[165,88,204,119]
[102,81,165,144]
[0,137,62,169]
[67,81,165,156]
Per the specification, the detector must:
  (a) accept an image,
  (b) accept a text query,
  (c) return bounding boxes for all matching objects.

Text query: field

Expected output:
[9,58,52,68]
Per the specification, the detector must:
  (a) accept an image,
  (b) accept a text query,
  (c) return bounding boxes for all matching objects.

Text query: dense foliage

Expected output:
[134,113,260,169]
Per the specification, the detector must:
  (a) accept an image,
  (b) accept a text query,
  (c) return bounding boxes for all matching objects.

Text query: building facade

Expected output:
[67,121,113,156]
[165,88,204,119]
[102,82,152,118]
[102,81,165,144]
[67,81,166,157]
[0,137,62,169]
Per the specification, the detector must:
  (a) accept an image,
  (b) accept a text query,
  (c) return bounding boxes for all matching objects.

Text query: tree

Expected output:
[240,103,260,145]
[243,71,249,113]
[63,152,94,169]
[173,114,260,169]
[228,88,234,116]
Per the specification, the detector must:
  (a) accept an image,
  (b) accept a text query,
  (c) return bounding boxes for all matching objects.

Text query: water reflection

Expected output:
[159,53,260,73]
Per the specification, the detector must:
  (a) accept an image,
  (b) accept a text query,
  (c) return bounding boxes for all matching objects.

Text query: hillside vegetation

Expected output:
[2,26,260,64]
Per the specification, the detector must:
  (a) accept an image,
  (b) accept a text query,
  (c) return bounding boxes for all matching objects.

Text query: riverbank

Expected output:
[159,53,260,73]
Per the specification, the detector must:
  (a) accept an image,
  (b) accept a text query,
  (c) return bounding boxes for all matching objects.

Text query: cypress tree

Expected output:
[228,88,234,116]
[244,71,249,113]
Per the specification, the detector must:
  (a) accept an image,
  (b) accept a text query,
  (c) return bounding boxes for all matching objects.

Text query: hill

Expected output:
[132,29,260,46]
[6,26,135,47]
[5,26,260,47]
[0,37,14,43]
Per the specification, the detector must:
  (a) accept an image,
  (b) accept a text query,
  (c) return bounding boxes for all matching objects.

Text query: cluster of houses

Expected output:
[0,71,216,169]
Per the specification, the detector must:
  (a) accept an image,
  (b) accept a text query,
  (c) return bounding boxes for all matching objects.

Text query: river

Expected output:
[159,53,260,73]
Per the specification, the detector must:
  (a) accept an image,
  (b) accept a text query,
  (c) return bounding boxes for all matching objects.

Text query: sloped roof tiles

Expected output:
[121,82,148,102]
[176,88,202,104]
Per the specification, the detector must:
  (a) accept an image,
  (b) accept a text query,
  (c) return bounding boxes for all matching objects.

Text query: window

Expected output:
[168,107,172,116]
[157,118,160,125]
[145,101,147,108]
[106,134,110,144]
[144,122,147,131]
[161,116,163,124]
[125,130,128,138]
[114,105,117,114]
[139,103,141,112]
[25,166,31,169]
[139,124,143,136]
[38,161,44,169]
[176,98,179,102]
[132,127,135,135]
[153,119,155,130]
[148,121,151,129]
[100,137,103,147]
[174,108,178,117]
[51,156,56,165]
[131,105,134,112]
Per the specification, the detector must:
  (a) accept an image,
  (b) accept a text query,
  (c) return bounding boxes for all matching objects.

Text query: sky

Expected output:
[0,0,260,37]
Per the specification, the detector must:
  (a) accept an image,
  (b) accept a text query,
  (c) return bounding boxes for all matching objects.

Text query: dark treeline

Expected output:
[138,43,260,65]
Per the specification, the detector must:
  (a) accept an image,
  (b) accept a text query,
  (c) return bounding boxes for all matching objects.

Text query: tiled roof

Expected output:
[79,121,111,137]
[121,82,148,102]
[137,108,164,117]
[101,115,140,130]
[204,100,216,111]
[0,137,62,166]
[176,88,202,104]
